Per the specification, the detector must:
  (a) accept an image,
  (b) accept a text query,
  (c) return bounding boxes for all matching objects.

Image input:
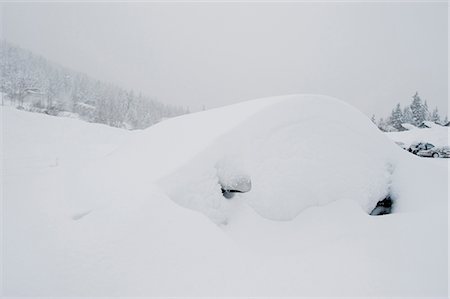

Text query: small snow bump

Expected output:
[72,210,92,221]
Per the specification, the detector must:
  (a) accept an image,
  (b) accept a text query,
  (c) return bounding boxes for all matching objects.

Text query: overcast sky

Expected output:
[1,2,448,116]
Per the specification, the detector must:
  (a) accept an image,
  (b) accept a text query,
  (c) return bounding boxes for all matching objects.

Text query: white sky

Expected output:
[1,2,448,117]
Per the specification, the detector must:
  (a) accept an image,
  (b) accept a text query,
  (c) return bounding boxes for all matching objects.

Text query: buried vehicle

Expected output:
[159,95,402,224]
[417,146,450,158]
[408,142,435,155]
[220,175,252,199]
[3,95,449,297]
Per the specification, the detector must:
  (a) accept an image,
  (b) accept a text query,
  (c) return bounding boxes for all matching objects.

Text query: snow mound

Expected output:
[401,123,416,130]
[423,120,439,128]
[387,124,449,148]
[158,95,401,223]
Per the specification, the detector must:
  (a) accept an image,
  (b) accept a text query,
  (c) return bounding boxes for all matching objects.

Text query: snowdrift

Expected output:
[158,95,403,223]
[71,95,405,224]
[387,124,449,148]
[2,96,448,297]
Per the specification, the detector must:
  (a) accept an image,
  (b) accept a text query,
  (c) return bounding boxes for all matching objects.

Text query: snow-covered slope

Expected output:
[2,95,448,297]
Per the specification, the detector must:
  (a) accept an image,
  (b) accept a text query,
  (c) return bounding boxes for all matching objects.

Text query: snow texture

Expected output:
[2,94,448,297]
[160,95,398,223]
[401,122,417,130]
[387,123,449,148]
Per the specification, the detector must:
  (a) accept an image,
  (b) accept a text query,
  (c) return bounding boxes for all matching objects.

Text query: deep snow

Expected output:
[387,123,449,148]
[160,95,399,223]
[2,95,448,297]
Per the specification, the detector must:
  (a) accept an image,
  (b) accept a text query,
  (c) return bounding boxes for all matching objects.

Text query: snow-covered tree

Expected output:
[371,92,446,131]
[410,92,426,126]
[377,118,387,131]
[0,41,188,129]
[423,100,430,121]
[402,106,413,124]
[430,107,441,123]
[371,114,376,124]
[389,103,404,131]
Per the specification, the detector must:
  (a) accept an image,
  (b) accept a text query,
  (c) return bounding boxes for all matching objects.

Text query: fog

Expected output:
[2,2,447,116]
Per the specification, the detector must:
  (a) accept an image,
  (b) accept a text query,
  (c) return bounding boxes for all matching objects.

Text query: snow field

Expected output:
[2,95,448,296]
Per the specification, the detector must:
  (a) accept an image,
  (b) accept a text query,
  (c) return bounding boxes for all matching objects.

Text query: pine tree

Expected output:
[378,117,396,132]
[423,100,430,121]
[389,103,404,131]
[410,92,426,126]
[371,114,376,124]
[402,106,413,124]
[372,92,445,130]
[430,107,441,123]
[0,42,188,129]
[378,118,387,131]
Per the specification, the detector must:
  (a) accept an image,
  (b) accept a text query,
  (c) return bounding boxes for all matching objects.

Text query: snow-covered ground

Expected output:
[387,123,449,148]
[2,95,448,297]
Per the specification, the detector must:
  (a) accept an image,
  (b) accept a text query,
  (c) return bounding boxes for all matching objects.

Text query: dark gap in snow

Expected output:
[219,175,252,200]
[370,196,393,216]
[221,188,245,199]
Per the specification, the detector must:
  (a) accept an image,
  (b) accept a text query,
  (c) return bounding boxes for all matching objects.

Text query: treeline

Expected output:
[372,92,448,132]
[0,41,188,129]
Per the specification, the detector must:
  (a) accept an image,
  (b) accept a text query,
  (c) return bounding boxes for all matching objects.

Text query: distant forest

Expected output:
[0,41,188,129]
[372,92,448,132]
[2,41,447,132]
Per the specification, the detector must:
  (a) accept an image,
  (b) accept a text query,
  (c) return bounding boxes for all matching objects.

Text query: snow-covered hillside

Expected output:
[2,95,448,297]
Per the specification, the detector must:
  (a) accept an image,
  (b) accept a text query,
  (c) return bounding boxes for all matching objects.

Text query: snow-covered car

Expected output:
[417,146,450,158]
[220,175,252,199]
[408,142,435,155]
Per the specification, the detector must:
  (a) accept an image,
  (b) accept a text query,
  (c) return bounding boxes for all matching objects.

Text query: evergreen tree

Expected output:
[402,106,413,124]
[0,41,188,129]
[410,92,426,126]
[389,103,404,131]
[430,107,441,123]
[372,92,445,131]
[423,100,430,121]
[378,117,387,132]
